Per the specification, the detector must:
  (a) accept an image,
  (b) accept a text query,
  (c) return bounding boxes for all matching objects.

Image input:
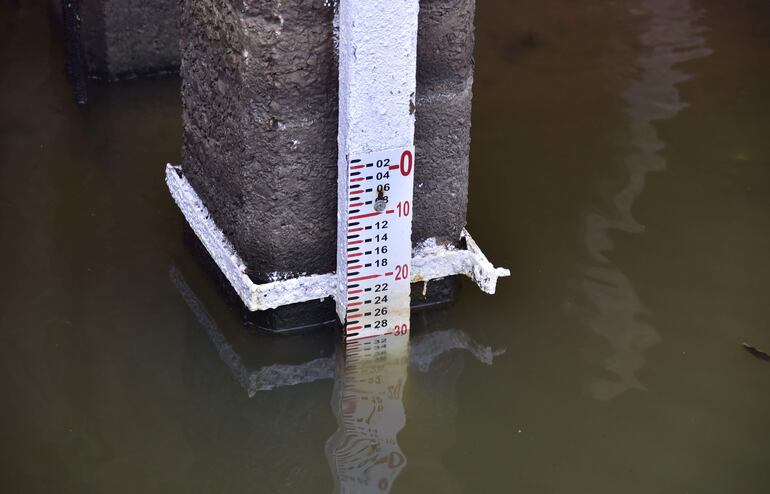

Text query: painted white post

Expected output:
[336,0,420,341]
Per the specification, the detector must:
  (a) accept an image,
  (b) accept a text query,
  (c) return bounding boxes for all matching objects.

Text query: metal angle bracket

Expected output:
[165,164,510,314]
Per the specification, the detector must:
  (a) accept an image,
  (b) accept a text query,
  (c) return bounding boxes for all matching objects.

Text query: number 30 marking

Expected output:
[394,324,408,336]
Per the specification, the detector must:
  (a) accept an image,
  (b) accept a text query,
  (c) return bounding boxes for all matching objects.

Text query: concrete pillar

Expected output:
[181,0,338,281]
[414,0,475,247]
[180,0,339,332]
[75,0,180,80]
[178,0,480,331]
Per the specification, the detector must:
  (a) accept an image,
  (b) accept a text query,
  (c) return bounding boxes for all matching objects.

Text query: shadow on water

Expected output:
[572,0,713,401]
[170,262,503,493]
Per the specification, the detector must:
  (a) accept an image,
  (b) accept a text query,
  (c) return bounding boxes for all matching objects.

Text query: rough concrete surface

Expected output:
[79,0,180,79]
[414,0,475,246]
[182,0,339,285]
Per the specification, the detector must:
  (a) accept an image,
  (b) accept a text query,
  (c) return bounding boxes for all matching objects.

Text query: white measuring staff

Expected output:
[336,0,419,342]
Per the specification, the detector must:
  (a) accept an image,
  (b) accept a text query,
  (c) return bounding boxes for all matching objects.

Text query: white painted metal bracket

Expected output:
[166,164,509,314]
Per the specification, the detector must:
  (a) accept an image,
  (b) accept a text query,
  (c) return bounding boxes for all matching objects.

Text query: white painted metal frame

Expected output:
[166,165,509,313]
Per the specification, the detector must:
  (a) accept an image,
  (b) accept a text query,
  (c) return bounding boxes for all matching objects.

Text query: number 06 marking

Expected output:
[400,150,413,176]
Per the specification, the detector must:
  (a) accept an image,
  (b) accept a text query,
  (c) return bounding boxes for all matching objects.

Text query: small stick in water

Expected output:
[742,342,770,362]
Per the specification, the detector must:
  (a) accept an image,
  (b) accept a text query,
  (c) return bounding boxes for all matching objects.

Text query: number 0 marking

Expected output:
[400,150,413,176]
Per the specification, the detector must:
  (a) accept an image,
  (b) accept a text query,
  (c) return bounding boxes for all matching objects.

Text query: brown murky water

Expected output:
[2,0,770,492]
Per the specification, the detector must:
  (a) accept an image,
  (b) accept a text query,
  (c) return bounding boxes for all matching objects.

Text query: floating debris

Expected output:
[742,342,770,362]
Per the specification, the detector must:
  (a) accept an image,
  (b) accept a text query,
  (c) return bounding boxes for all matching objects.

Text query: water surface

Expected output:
[1,0,770,492]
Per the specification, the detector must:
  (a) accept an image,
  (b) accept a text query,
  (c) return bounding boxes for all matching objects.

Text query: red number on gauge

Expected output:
[395,264,409,281]
[400,150,413,176]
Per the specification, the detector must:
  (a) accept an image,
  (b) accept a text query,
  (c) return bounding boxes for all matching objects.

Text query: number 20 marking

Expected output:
[395,264,409,281]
